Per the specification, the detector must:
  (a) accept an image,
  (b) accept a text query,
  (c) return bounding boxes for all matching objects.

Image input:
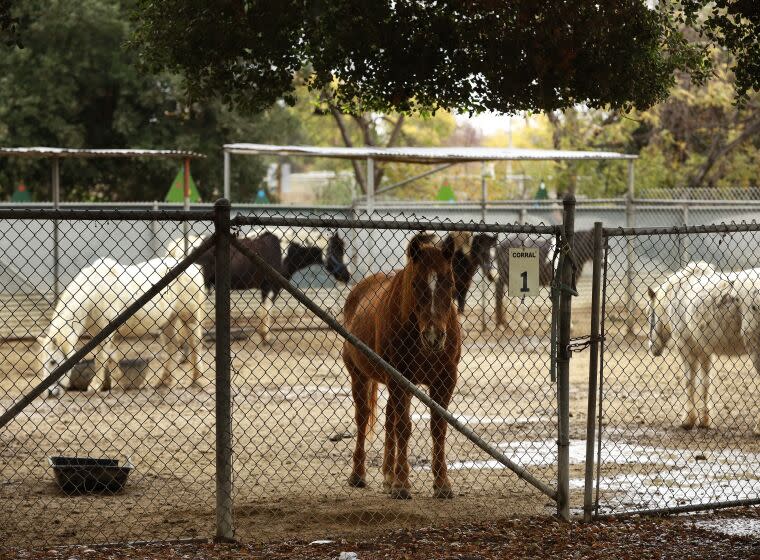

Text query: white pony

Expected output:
[648,261,760,433]
[40,257,207,397]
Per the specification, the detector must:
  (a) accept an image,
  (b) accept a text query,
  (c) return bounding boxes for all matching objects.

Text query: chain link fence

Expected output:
[0,209,218,546]
[587,223,760,517]
[0,203,576,549]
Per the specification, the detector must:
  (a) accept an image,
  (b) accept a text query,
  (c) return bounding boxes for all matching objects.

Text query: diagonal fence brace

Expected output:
[229,235,559,501]
[0,234,218,432]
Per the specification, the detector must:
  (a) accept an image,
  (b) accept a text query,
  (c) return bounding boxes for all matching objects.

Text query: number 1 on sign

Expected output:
[520,270,529,293]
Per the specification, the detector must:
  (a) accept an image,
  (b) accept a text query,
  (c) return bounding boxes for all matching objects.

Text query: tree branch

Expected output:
[688,116,760,188]
[374,114,406,188]
[327,102,367,194]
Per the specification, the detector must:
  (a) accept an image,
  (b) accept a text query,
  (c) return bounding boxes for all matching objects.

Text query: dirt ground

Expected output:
[4,506,760,560]
[1,278,760,548]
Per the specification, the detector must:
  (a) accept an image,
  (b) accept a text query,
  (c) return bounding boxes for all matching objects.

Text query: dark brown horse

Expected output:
[342,233,461,500]
[450,233,497,314]
[172,231,349,342]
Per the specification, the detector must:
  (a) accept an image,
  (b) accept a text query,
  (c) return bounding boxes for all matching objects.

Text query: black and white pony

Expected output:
[166,231,350,342]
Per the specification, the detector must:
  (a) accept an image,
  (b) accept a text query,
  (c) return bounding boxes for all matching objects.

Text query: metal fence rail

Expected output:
[586,222,760,517]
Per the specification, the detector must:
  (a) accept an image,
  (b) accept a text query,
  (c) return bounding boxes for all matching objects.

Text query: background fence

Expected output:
[2,196,759,320]
[588,225,760,517]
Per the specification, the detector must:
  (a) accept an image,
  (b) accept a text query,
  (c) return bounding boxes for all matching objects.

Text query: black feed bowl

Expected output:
[48,456,132,494]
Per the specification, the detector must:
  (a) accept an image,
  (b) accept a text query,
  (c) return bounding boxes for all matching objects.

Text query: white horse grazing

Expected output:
[39,257,207,397]
[648,261,760,433]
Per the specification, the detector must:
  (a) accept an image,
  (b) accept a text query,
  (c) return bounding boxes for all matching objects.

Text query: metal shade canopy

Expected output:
[0,147,205,159]
[222,143,637,210]
[0,147,205,299]
[223,143,637,163]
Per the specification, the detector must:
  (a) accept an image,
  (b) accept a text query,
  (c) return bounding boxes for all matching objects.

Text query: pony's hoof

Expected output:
[390,486,412,500]
[347,473,366,488]
[681,414,697,430]
[433,486,454,499]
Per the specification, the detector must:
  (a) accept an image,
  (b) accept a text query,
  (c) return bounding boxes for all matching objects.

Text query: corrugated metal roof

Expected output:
[224,143,636,163]
[0,147,205,159]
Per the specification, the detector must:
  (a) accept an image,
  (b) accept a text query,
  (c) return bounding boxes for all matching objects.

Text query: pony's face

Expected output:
[473,234,497,282]
[647,286,671,356]
[407,234,456,352]
[325,234,350,283]
[39,334,74,397]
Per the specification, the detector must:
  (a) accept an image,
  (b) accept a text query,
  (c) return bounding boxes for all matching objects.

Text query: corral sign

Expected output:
[508,247,539,297]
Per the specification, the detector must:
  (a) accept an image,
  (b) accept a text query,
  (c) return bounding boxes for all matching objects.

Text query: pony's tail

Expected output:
[365,381,379,439]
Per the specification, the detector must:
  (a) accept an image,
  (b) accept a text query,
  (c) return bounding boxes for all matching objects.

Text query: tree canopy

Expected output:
[681,0,760,102]
[132,1,710,116]
[0,0,308,202]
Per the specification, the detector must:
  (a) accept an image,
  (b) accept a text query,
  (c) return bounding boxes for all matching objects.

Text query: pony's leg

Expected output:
[389,383,412,499]
[96,336,118,393]
[430,380,455,499]
[456,287,466,315]
[184,318,204,385]
[382,395,397,493]
[681,351,699,429]
[347,363,370,488]
[751,353,760,436]
[698,353,711,429]
[256,292,273,345]
[495,278,505,327]
[155,320,180,388]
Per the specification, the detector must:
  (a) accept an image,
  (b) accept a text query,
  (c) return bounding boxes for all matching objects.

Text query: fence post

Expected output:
[625,161,635,335]
[150,200,160,257]
[583,222,604,521]
[556,194,575,521]
[214,198,234,542]
[681,204,690,266]
[51,157,60,301]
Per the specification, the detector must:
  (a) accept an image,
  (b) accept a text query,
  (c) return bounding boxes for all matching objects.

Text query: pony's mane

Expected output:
[165,235,205,259]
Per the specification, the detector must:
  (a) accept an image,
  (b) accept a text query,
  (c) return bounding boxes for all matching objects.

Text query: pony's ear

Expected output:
[286,243,301,257]
[647,286,656,299]
[408,233,435,262]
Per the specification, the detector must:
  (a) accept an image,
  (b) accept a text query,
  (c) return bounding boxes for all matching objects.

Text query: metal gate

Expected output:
[584,221,760,519]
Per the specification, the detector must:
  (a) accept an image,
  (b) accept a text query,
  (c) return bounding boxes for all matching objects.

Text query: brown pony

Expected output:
[342,233,461,499]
